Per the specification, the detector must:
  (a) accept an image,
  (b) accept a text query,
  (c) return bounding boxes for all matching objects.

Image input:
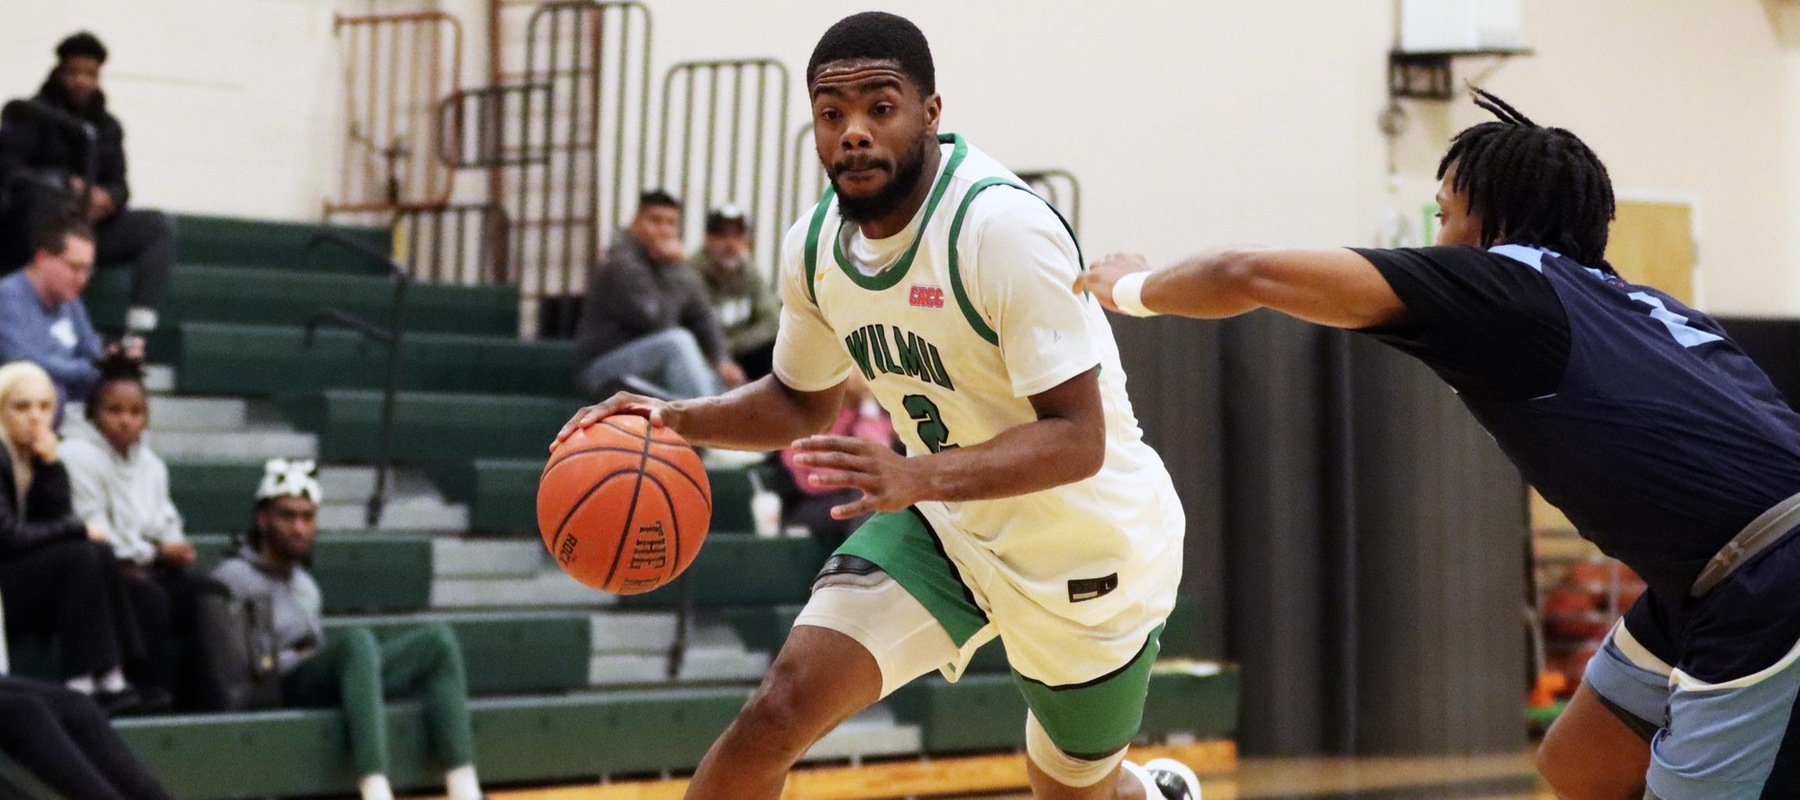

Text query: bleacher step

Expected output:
[431,570,619,609]
[433,538,544,578]
[145,364,175,393]
[320,496,469,532]
[317,465,454,503]
[146,429,318,463]
[801,706,924,764]
[591,612,680,653]
[66,395,250,431]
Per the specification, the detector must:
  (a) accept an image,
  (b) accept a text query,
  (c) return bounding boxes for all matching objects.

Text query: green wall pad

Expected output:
[321,611,593,695]
[440,458,761,535]
[616,534,828,610]
[85,266,519,336]
[162,323,577,397]
[97,688,752,799]
[188,533,432,614]
[278,391,584,463]
[168,463,264,533]
[171,214,391,273]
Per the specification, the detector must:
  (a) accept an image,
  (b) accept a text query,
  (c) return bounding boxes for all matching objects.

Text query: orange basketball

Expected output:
[537,415,711,594]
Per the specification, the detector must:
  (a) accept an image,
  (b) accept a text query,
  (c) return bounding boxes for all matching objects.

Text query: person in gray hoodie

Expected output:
[210,459,485,800]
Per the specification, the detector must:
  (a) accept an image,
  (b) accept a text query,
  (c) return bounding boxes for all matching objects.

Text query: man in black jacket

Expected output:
[0,32,172,341]
[574,190,745,399]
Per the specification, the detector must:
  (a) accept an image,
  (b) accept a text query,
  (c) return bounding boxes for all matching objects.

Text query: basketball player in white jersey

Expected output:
[556,12,1197,799]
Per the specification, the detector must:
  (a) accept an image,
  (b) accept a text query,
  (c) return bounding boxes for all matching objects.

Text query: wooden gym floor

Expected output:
[483,746,1556,799]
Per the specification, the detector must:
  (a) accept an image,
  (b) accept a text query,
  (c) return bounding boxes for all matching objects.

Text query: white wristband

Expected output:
[1110,271,1158,317]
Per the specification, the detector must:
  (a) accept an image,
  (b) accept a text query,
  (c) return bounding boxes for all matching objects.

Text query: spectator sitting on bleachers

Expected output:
[687,205,779,381]
[0,31,173,342]
[777,373,895,547]
[0,674,176,800]
[61,354,200,712]
[0,360,139,712]
[575,190,745,399]
[210,459,487,800]
[0,212,141,412]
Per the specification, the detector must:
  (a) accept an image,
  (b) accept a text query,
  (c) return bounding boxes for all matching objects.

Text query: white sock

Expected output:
[1120,760,1160,798]
[358,774,394,800]
[99,668,127,693]
[66,676,96,694]
[446,764,481,800]
[126,307,159,334]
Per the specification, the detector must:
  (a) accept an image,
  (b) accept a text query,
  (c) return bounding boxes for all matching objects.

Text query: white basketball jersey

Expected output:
[773,134,1183,626]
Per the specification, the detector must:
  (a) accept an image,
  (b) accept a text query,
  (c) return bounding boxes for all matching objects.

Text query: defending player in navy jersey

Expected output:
[1082,90,1800,800]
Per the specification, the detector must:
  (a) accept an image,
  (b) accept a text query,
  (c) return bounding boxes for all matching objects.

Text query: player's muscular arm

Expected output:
[552,376,845,452]
[1082,247,1406,329]
[791,368,1105,519]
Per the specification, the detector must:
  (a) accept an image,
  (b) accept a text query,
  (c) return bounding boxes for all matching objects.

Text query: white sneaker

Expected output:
[1141,758,1201,800]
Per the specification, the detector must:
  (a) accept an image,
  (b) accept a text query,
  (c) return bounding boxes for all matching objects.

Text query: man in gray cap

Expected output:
[688,205,778,380]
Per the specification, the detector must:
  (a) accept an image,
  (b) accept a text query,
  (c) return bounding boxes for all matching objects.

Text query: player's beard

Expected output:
[830,133,932,225]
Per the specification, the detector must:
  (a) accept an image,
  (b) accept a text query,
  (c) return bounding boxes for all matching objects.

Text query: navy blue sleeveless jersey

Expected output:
[1353,244,1800,597]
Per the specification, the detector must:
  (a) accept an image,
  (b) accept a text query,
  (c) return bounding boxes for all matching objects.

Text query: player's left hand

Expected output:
[790,435,927,519]
[1077,252,1153,313]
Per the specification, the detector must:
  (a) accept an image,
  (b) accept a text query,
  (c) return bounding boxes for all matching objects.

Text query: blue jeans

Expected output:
[578,328,722,399]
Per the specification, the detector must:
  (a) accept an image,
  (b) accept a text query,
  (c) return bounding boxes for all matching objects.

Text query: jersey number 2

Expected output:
[903,394,957,454]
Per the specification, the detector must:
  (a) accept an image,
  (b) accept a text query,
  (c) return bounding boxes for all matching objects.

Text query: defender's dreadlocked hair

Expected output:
[807,11,935,95]
[1438,89,1616,270]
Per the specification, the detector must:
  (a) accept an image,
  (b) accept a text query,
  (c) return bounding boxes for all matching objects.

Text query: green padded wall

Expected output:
[188,534,432,614]
[86,267,518,336]
[171,215,391,273]
[164,323,577,398]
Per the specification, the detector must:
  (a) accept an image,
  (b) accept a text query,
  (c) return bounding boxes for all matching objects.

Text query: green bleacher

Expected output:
[87,266,520,337]
[433,458,758,534]
[277,390,584,462]
[0,213,1237,799]
[161,323,578,397]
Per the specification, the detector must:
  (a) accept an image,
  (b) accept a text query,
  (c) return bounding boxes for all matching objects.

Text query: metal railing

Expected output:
[1017,169,1082,236]
[782,123,1085,238]
[503,0,653,301]
[329,12,463,217]
[395,202,511,285]
[300,231,411,528]
[781,122,827,231]
[656,59,788,269]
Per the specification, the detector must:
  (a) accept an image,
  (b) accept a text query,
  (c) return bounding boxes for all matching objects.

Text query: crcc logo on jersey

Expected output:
[909,285,945,309]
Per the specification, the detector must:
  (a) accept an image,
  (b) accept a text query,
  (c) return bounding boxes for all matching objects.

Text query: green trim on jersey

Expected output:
[828,133,970,292]
[803,188,835,306]
[944,179,1087,346]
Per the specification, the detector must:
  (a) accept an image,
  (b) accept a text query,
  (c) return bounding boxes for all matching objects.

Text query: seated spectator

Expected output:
[62,355,200,712]
[688,205,778,380]
[0,674,175,800]
[211,460,487,800]
[0,32,172,341]
[575,190,744,399]
[0,212,102,408]
[777,374,896,547]
[0,360,137,711]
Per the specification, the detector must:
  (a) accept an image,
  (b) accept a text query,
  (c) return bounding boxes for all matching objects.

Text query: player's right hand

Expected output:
[551,392,681,450]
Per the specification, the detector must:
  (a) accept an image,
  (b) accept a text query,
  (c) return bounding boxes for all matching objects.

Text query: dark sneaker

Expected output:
[1142,757,1201,800]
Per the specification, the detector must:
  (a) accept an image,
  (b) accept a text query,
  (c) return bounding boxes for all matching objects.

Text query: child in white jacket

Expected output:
[61,356,198,712]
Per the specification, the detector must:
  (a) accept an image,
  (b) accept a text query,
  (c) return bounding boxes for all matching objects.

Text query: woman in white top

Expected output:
[61,355,197,711]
